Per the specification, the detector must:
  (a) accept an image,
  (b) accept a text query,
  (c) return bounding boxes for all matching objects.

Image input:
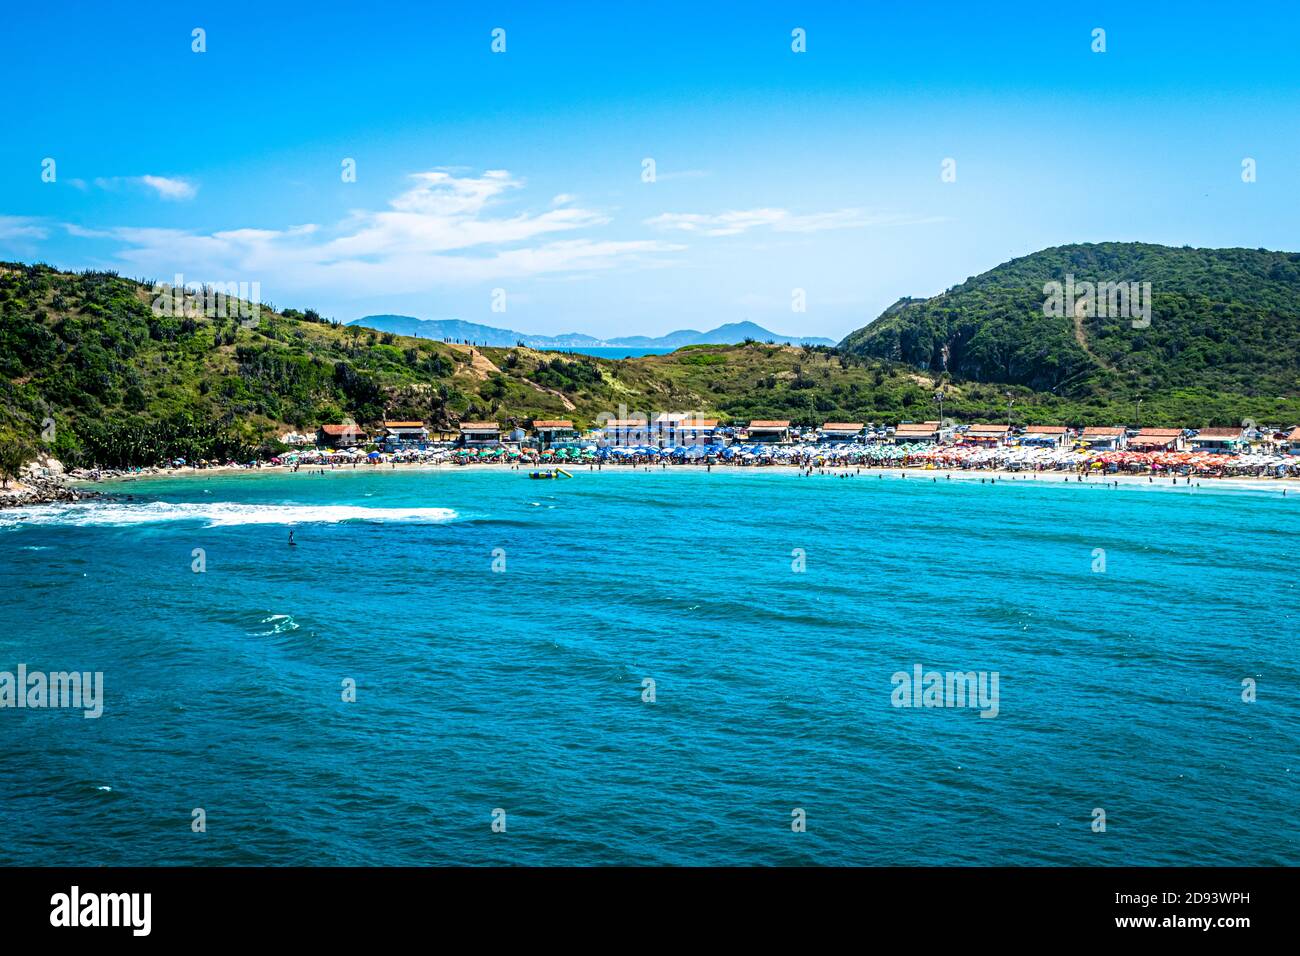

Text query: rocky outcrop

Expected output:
[0,456,102,509]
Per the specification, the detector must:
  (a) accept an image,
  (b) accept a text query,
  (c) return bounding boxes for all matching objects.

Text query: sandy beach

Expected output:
[62,458,1300,497]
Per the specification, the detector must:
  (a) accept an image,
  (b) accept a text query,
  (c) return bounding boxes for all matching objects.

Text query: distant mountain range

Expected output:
[349,315,837,348]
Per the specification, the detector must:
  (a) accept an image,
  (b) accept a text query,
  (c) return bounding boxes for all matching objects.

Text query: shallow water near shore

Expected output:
[1,467,1297,865]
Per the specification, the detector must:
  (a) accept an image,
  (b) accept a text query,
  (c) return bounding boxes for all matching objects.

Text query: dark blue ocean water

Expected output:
[1,468,1297,865]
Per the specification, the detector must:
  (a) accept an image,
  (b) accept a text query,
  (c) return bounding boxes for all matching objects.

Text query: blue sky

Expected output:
[1,1,1297,339]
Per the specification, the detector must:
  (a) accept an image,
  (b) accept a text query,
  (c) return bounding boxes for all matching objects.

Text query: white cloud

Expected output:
[83,168,682,296]
[83,175,198,201]
[645,207,943,237]
[0,216,48,241]
[137,175,197,201]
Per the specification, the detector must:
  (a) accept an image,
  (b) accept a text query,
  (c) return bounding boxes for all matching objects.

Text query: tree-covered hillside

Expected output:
[839,243,1300,401]
[0,264,565,466]
[3,252,1300,470]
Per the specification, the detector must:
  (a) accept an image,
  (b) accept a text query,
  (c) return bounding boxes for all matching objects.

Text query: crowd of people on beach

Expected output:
[257,439,1300,480]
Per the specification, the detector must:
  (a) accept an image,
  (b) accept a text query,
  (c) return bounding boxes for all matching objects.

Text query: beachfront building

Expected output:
[745,420,791,443]
[317,423,368,448]
[671,416,721,446]
[1018,425,1069,448]
[1080,426,1128,451]
[962,424,1011,446]
[648,413,719,446]
[643,413,722,447]
[600,418,652,447]
[458,422,502,447]
[1284,426,1300,455]
[818,422,864,442]
[1129,427,1184,452]
[382,421,430,444]
[893,421,940,444]
[1191,426,1246,454]
[533,420,578,447]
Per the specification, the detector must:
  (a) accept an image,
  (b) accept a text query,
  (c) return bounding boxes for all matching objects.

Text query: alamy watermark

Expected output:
[50,886,150,936]
[151,273,261,327]
[1043,274,1151,329]
[891,664,999,718]
[594,403,716,447]
[1,664,103,718]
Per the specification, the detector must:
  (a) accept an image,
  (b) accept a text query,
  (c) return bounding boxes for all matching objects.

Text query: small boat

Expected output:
[528,469,573,480]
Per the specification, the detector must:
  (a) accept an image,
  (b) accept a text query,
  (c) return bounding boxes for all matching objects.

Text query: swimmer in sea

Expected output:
[288,530,296,547]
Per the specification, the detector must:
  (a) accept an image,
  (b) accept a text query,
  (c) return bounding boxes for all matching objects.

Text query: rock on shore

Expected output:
[0,457,102,509]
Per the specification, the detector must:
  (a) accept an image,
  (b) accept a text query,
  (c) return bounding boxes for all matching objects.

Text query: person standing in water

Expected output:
[288,530,296,547]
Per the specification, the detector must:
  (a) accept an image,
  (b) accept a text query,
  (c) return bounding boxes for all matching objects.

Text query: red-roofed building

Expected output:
[317,423,367,448]
[1191,427,1245,453]
[671,417,720,445]
[459,422,501,446]
[962,424,1011,446]
[383,421,429,443]
[1130,428,1184,451]
[892,421,939,444]
[1019,425,1069,448]
[745,420,791,443]
[533,419,577,447]
[599,418,652,446]
[1081,426,1128,450]
[818,422,864,441]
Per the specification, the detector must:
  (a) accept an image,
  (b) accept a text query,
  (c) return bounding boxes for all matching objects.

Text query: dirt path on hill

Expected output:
[447,343,501,379]
[522,380,577,411]
[447,343,577,410]
[1072,298,1114,370]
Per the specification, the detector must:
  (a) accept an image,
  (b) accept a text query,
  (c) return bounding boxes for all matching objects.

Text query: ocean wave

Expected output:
[253,613,300,636]
[0,501,459,529]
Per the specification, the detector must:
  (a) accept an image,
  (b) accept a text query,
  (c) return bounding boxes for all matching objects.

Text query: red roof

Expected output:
[320,424,365,437]
[821,423,864,431]
[1135,428,1182,438]
[1023,425,1067,435]
[459,422,500,431]
[1195,427,1243,439]
[748,420,790,429]
[1082,426,1125,437]
[533,420,574,429]
[384,421,426,428]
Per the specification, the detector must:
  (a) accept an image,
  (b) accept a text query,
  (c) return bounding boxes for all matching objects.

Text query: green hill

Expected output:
[3,252,1300,470]
[0,264,953,466]
[839,242,1300,405]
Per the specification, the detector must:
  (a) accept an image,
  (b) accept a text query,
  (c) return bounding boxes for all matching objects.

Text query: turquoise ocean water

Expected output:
[1,467,1296,865]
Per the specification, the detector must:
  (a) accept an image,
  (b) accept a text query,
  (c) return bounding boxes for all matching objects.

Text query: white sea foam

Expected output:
[0,501,458,529]
[253,613,300,636]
